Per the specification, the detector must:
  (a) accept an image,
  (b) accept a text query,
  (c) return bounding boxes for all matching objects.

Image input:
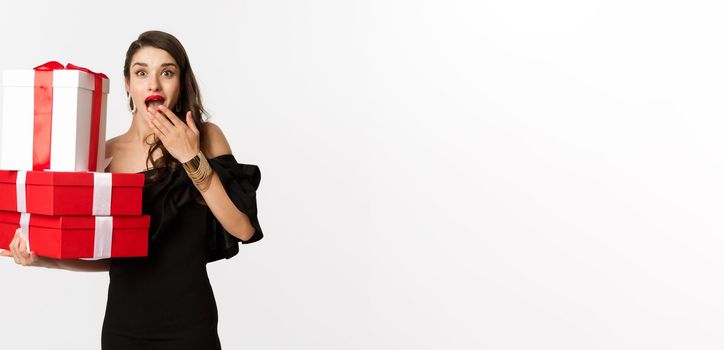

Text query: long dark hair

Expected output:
[123,30,208,181]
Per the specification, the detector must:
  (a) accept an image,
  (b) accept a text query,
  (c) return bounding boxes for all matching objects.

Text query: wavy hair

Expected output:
[123,30,208,181]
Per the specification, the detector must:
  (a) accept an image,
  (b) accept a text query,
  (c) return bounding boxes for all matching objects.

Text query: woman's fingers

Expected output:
[144,110,168,140]
[146,115,167,139]
[12,228,31,265]
[144,106,199,163]
[22,251,38,266]
[156,105,184,127]
[149,106,177,131]
[17,231,29,260]
[151,110,173,134]
[146,108,168,132]
[9,230,19,264]
[1,228,39,266]
[15,229,28,264]
[185,111,199,135]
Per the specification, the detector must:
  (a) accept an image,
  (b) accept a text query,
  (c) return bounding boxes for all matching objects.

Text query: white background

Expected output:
[1,0,724,349]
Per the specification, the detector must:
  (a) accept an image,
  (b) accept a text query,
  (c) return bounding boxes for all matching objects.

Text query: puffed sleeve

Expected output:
[205,154,264,263]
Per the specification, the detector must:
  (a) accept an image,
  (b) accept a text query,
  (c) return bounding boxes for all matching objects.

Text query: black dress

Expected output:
[101,154,263,349]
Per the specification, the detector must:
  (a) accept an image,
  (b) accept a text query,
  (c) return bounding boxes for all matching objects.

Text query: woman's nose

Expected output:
[148,75,161,91]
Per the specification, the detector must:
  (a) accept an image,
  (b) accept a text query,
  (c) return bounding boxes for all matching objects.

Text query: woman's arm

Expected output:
[144,107,257,241]
[197,168,256,241]
[195,123,256,241]
[0,229,111,272]
[39,257,111,272]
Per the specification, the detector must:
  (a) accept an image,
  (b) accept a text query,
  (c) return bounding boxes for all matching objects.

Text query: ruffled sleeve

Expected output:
[205,154,264,263]
[141,154,264,264]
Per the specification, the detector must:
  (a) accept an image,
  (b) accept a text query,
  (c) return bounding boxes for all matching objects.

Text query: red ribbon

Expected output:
[66,64,107,172]
[32,61,64,171]
[31,61,107,171]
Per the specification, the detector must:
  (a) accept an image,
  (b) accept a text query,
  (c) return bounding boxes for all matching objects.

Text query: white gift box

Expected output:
[0,63,109,172]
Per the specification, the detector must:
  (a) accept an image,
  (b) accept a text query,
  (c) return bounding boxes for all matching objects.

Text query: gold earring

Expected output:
[127,93,137,113]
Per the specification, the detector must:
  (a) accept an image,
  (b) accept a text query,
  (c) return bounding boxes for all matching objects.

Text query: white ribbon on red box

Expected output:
[19,212,30,253]
[15,171,27,212]
[93,217,114,258]
[15,171,115,258]
[20,213,115,259]
[14,171,113,215]
[92,173,112,216]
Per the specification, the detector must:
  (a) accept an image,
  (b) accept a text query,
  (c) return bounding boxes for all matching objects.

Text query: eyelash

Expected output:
[135,70,175,77]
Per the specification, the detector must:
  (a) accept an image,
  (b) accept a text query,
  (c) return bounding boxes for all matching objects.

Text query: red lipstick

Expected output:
[144,95,165,105]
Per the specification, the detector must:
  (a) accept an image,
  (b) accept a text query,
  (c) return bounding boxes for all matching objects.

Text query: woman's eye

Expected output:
[162,70,174,77]
[135,71,146,77]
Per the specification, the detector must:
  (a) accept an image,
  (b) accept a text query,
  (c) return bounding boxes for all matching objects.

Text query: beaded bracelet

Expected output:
[182,150,213,192]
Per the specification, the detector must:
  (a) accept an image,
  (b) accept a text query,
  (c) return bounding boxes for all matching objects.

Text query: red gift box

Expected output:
[0,61,109,172]
[0,170,144,216]
[0,211,149,259]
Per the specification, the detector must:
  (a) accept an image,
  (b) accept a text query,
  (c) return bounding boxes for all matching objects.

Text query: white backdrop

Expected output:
[1,0,724,349]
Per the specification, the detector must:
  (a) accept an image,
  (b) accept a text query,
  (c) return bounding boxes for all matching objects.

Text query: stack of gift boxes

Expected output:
[0,61,149,260]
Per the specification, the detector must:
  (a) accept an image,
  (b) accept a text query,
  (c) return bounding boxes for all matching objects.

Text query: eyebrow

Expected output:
[131,62,178,68]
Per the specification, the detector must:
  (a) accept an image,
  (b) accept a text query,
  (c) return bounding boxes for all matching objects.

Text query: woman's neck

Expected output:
[127,112,154,144]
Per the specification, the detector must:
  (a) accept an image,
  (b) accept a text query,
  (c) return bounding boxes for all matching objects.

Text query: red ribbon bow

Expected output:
[31,61,107,171]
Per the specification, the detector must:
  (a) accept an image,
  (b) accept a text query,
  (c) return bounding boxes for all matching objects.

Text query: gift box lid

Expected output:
[0,170,144,187]
[0,211,150,229]
[3,69,110,93]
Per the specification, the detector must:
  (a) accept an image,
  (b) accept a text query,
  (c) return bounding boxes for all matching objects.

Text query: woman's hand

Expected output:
[145,104,200,163]
[0,229,110,271]
[0,228,43,267]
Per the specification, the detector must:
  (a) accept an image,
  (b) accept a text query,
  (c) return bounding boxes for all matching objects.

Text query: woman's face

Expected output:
[125,46,181,116]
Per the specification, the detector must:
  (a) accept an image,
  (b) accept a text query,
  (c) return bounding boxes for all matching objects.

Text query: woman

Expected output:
[0,31,263,349]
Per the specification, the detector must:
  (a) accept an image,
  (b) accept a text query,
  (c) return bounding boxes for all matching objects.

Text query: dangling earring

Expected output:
[127,92,137,114]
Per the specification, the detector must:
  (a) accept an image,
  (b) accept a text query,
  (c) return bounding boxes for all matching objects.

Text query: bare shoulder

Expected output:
[105,135,122,157]
[201,122,232,158]
[103,134,137,173]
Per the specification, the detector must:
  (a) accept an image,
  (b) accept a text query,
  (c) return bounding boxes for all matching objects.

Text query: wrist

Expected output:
[182,150,214,192]
[178,150,198,164]
[36,256,57,269]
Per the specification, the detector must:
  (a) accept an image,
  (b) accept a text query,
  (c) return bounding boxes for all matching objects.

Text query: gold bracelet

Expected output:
[182,151,213,192]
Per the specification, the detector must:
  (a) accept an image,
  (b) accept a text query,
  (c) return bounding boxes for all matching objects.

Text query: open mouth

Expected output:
[144,95,166,109]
